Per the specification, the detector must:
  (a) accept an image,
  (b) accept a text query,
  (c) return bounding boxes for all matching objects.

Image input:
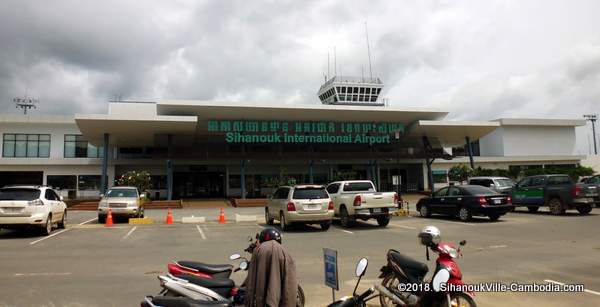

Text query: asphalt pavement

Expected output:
[1,207,599,307]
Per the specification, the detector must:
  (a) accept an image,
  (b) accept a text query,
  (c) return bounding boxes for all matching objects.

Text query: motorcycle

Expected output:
[327,257,377,307]
[377,238,476,307]
[153,235,305,307]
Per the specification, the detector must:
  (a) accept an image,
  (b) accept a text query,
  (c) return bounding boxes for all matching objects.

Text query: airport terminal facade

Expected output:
[0,100,585,199]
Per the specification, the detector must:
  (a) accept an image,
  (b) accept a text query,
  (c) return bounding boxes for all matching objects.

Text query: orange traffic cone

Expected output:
[105,208,114,227]
[166,208,173,225]
[219,208,226,224]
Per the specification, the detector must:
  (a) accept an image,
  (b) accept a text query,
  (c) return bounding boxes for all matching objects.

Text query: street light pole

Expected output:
[584,114,598,155]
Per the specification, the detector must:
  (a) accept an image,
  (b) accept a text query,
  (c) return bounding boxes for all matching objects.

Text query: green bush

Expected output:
[448,164,472,183]
[523,165,594,181]
[116,170,152,196]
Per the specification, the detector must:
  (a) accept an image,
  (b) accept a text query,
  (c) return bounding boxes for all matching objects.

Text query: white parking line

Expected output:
[14,272,72,277]
[340,229,353,234]
[78,217,97,225]
[121,226,137,240]
[29,217,99,245]
[196,225,207,240]
[390,224,417,230]
[544,279,600,296]
[29,229,70,245]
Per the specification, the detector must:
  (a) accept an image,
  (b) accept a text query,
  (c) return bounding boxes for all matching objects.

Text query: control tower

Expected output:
[317,75,385,106]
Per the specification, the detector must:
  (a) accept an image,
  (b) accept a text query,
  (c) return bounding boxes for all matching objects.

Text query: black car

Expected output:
[416,185,513,221]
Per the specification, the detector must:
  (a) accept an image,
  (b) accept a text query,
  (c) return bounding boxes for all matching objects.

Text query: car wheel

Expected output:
[320,221,331,231]
[279,212,288,231]
[377,216,390,227]
[548,198,565,215]
[576,204,592,215]
[419,205,431,218]
[339,206,354,228]
[488,214,500,221]
[527,206,539,213]
[98,215,106,224]
[265,208,274,225]
[40,214,52,236]
[458,207,472,222]
[57,210,66,229]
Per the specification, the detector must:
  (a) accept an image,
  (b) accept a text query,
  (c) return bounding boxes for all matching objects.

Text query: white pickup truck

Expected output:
[326,180,398,227]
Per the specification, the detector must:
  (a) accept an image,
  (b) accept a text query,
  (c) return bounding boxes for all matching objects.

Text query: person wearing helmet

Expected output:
[245,227,298,307]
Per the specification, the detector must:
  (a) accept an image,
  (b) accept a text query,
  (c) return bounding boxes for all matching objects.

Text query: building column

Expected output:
[375,160,380,191]
[308,160,314,184]
[166,134,173,200]
[328,165,334,181]
[100,133,109,194]
[465,136,475,169]
[240,160,246,199]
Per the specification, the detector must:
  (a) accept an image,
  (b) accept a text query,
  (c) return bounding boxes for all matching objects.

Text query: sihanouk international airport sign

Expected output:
[207,120,404,145]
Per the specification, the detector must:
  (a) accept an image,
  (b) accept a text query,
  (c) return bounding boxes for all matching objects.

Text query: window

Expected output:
[448,187,461,196]
[64,135,102,158]
[547,176,572,185]
[106,188,138,198]
[517,178,532,188]
[432,170,448,184]
[44,189,58,200]
[326,183,340,194]
[343,181,375,192]
[47,175,77,190]
[3,134,50,157]
[275,188,289,199]
[531,176,547,186]
[435,187,449,197]
[78,175,101,190]
[0,188,40,201]
[292,187,328,199]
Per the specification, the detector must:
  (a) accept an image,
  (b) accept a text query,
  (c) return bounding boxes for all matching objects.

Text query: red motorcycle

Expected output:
[376,226,476,307]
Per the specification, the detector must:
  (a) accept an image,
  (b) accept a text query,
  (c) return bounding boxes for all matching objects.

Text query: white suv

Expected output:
[0,186,67,236]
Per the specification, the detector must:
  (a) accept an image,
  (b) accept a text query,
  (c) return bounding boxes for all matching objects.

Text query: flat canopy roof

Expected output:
[157,100,449,127]
[407,120,501,146]
[74,114,197,146]
[493,118,586,127]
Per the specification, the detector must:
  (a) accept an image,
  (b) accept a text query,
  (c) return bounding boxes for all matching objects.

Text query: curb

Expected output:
[128,218,154,225]
[235,214,258,222]
[181,216,207,224]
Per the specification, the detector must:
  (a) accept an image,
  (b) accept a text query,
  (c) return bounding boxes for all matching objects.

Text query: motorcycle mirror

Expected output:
[239,261,248,271]
[247,235,253,242]
[459,240,467,246]
[355,258,368,277]
[229,253,241,260]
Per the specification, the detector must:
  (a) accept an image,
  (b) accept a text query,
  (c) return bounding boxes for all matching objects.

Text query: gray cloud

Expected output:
[0,0,599,154]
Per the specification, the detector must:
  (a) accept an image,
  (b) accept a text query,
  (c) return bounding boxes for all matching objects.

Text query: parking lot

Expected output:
[1,207,600,307]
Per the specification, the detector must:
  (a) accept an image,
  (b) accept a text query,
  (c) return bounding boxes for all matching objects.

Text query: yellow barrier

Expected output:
[128,218,154,225]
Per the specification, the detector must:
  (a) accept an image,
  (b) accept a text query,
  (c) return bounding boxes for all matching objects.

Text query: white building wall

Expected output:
[109,102,157,116]
[479,127,505,156]
[501,126,576,156]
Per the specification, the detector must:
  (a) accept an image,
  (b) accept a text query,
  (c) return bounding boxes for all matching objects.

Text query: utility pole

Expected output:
[584,114,598,155]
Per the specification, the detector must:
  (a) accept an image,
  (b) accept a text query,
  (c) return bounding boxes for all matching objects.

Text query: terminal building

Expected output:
[0,76,586,200]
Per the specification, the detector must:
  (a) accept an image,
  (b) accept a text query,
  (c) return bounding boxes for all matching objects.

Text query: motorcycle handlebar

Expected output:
[357,287,374,301]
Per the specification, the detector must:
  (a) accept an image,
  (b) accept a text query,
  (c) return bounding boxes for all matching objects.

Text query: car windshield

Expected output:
[0,188,41,201]
[462,186,497,196]
[342,182,375,192]
[106,189,138,198]
[292,188,328,200]
[496,179,515,187]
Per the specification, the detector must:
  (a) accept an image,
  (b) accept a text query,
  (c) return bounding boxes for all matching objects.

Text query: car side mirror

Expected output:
[100,193,104,198]
[489,184,495,189]
[59,196,64,201]
[140,193,146,199]
[268,194,273,199]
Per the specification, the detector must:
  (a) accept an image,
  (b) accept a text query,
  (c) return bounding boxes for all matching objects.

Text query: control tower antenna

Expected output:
[14,90,39,115]
[365,21,373,80]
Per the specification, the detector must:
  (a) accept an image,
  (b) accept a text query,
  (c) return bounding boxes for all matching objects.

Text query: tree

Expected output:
[448,164,473,183]
[116,170,152,195]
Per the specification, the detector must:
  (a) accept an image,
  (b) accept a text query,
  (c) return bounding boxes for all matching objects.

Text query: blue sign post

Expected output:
[323,248,339,301]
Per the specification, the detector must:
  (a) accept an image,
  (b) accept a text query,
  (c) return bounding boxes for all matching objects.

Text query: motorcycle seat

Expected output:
[389,250,429,283]
[177,261,233,275]
[148,296,231,307]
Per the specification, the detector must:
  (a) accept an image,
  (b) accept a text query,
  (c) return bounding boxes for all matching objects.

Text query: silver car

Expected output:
[468,177,515,194]
[265,185,334,231]
[98,186,145,223]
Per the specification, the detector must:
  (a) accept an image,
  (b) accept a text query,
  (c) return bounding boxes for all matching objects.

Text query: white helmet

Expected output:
[418,225,441,247]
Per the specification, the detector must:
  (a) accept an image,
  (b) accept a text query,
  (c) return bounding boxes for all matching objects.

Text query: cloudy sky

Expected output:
[1,0,599,153]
